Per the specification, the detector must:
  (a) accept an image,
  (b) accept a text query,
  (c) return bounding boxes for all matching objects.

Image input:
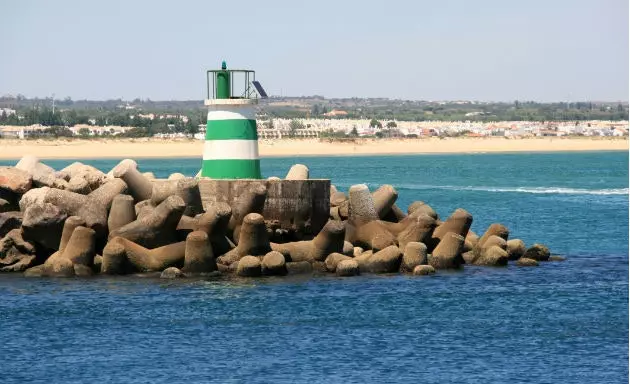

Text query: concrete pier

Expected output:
[198,178,330,241]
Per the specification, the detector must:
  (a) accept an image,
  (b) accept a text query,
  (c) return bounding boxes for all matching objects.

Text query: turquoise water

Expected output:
[0,151,627,383]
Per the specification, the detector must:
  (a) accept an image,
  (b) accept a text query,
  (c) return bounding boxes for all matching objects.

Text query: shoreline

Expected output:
[0,137,626,160]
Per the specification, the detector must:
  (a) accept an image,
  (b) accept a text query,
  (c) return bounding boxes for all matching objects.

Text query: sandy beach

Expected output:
[0,137,626,160]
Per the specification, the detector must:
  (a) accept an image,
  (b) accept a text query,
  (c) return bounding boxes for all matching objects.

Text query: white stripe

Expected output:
[203,139,259,160]
[207,106,255,121]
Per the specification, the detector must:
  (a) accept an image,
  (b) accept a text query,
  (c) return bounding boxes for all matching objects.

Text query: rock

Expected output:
[506,239,526,260]
[412,265,436,275]
[401,242,428,272]
[236,255,262,277]
[142,172,156,180]
[261,251,287,276]
[353,247,364,257]
[161,267,185,279]
[523,244,550,261]
[0,167,32,194]
[67,176,91,194]
[549,255,566,262]
[324,252,353,272]
[0,211,23,238]
[516,257,539,267]
[0,230,37,272]
[342,240,354,256]
[21,202,68,250]
[336,259,360,277]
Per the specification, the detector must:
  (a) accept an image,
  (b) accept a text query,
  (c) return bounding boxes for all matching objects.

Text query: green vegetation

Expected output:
[0,96,626,139]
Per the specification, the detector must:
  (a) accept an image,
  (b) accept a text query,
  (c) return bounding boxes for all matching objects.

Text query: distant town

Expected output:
[0,95,627,140]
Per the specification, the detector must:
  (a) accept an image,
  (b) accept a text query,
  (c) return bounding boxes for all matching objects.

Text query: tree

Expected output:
[311,104,320,116]
[78,127,91,137]
[369,118,382,128]
[288,119,304,137]
[386,121,397,128]
[349,126,358,137]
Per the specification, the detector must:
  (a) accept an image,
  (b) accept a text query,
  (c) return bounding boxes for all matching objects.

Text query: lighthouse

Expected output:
[201,61,266,179]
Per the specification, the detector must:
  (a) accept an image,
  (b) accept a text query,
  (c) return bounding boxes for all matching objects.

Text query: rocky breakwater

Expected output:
[0,157,560,278]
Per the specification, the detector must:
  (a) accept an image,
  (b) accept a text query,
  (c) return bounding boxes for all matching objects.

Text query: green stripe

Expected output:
[201,159,261,179]
[206,119,258,140]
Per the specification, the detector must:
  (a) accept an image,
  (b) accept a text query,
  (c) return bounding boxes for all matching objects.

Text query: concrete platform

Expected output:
[198,178,330,241]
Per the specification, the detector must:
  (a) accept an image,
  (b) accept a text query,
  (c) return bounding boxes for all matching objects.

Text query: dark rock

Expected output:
[0,211,23,238]
[523,244,550,261]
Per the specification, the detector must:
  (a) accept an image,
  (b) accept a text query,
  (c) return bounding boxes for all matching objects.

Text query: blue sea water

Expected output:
[0,151,627,383]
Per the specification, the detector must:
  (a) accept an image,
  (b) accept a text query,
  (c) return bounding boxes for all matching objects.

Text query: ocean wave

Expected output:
[397,185,629,195]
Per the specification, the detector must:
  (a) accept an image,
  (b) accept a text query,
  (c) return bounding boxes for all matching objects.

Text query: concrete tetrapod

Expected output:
[285,164,309,180]
[401,242,428,272]
[39,226,97,277]
[359,245,402,273]
[396,213,437,250]
[227,184,267,244]
[112,162,153,202]
[345,184,396,251]
[371,184,398,219]
[217,213,272,266]
[236,255,262,277]
[151,178,203,217]
[193,203,233,256]
[432,208,473,241]
[261,251,287,276]
[506,239,526,260]
[182,231,216,274]
[108,236,186,272]
[523,244,550,261]
[336,259,360,277]
[407,201,438,220]
[429,232,464,269]
[108,195,136,234]
[324,252,353,272]
[108,195,185,249]
[270,220,345,262]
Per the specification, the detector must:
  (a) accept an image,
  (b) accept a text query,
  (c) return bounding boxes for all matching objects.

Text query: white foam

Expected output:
[397,184,629,195]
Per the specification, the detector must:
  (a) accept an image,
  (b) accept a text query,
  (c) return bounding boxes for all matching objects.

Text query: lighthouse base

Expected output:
[198,178,330,242]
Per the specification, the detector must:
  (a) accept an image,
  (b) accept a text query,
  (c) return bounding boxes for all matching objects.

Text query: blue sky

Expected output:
[1,0,627,101]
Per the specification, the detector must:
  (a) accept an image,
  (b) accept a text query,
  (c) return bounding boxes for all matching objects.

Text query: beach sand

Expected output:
[0,137,626,160]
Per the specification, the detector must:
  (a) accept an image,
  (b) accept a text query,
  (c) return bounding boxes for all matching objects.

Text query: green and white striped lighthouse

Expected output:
[201,61,266,179]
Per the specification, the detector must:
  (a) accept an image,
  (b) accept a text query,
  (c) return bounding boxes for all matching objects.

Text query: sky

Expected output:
[1,0,628,102]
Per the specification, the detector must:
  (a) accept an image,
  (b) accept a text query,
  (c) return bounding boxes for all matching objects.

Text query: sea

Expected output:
[0,151,627,384]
